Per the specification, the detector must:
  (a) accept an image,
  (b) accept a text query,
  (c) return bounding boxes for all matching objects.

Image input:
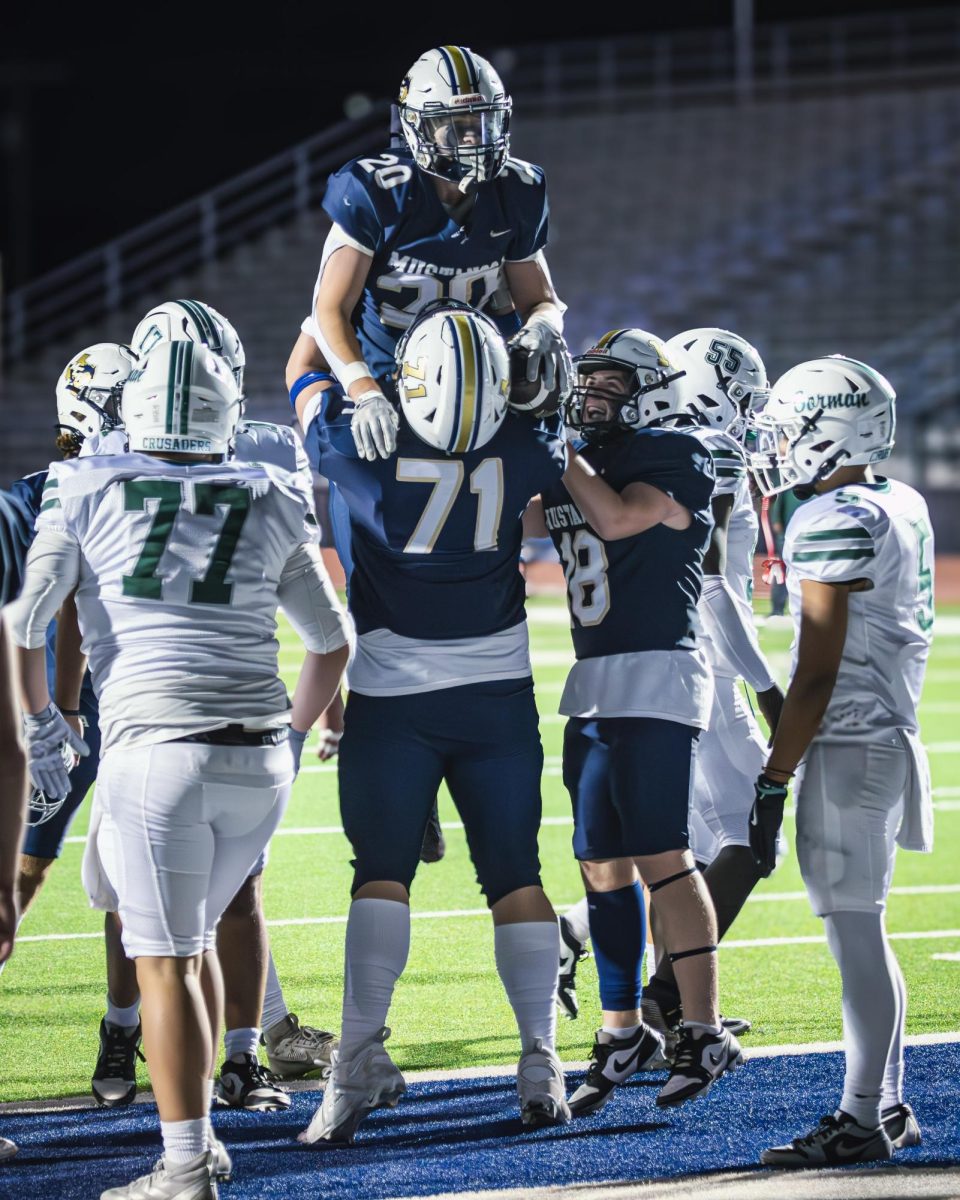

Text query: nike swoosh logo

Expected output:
[491,229,511,238]
[611,1048,641,1074]
[705,1048,725,1068]
[831,1134,880,1160]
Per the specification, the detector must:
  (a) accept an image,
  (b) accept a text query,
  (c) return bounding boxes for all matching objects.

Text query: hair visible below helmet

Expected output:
[665,327,769,438]
[55,343,139,456]
[130,299,245,393]
[395,301,510,454]
[747,355,896,497]
[122,341,242,455]
[398,46,511,190]
[566,329,687,441]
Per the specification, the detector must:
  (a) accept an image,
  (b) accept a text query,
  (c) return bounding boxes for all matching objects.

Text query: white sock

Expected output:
[564,898,591,946]
[224,1027,260,1062]
[602,1024,640,1039]
[685,1020,723,1036]
[105,995,141,1030]
[339,899,411,1062]
[261,951,289,1034]
[882,945,907,1109]
[161,1117,208,1165]
[494,921,559,1055]
[825,910,898,1129]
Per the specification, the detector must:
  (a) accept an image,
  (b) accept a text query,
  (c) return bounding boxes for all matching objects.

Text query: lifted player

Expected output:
[749,356,931,1167]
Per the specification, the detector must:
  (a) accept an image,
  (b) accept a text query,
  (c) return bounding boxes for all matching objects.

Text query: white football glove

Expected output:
[22,703,90,801]
[351,390,399,462]
[509,317,573,399]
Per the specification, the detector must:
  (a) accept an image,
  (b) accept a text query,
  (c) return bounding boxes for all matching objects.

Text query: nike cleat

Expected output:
[517,1039,571,1127]
[262,1013,337,1079]
[882,1102,922,1149]
[216,1053,291,1111]
[298,1026,406,1145]
[557,914,589,1020]
[569,1025,667,1116]
[101,1151,217,1199]
[92,1019,144,1108]
[153,1137,231,1186]
[640,977,682,1067]
[656,1024,742,1107]
[761,1111,893,1167]
[0,1138,17,1163]
[720,1014,752,1036]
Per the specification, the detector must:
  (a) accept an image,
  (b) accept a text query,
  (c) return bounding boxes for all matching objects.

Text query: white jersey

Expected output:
[234,420,311,477]
[34,453,324,751]
[784,478,934,741]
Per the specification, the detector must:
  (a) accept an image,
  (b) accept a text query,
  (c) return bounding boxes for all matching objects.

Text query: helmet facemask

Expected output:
[566,356,686,442]
[401,100,511,190]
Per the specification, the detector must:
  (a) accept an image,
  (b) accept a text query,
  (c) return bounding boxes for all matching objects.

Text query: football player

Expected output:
[0,487,32,1165]
[9,342,352,1199]
[132,300,339,1100]
[748,357,931,1166]
[294,304,570,1142]
[526,329,743,1114]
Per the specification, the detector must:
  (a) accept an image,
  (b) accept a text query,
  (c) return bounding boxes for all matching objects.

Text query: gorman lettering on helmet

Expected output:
[796,394,870,411]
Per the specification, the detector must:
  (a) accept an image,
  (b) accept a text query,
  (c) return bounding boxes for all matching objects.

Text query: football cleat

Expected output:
[639,977,682,1066]
[153,1138,231,1186]
[882,1102,922,1149]
[569,1025,667,1116]
[419,802,446,864]
[92,1019,144,1108]
[557,914,589,1020]
[298,1027,406,1145]
[517,1039,571,1127]
[655,1024,743,1107]
[720,1014,752,1036]
[0,1137,17,1162]
[101,1151,217,1199]
[215,1053,290,1112]
[760,1111,893,1167]
[261,1013,337,1080]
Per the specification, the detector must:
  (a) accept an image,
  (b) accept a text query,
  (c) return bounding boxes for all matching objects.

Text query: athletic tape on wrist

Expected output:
[647,866,698,894]
[668,944,718,964]
[338,361,376,390]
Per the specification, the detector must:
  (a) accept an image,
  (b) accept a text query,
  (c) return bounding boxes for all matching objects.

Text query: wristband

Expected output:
[289,371,337,411]
[338,361,376,390]
[59,708,81,717]
[763,765,794,780]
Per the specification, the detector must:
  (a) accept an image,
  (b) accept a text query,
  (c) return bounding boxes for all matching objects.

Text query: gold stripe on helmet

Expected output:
[442,45,473,94]
[595,329,626,349]
[451,313,478,453]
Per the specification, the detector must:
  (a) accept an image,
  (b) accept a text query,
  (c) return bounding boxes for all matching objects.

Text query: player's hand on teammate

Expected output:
[749,773,789,877]
[756,685,785,738]
[22,703,89,800]
[351,390,399,461]
[509,319,573,399]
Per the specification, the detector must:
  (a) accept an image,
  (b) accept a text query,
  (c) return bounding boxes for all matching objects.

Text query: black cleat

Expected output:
[216,1053,291,1111]
[656,1024,742,1107]
[720,1014,752,1036]
[557,914,589,1020]
[761,1110,893,1166]
[92,1019,144,1108]
[419,802,446,863]
[882,1102,922,1149]
[569,1025,666,1116]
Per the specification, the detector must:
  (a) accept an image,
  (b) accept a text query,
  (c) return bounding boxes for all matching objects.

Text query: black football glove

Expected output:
[749,773,789,877]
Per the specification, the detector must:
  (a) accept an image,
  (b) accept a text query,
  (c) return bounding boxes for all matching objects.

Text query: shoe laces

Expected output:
[100,1026,144,1076]
[795,1114,842,1147]
[292,1024,334,1048]
[669,1029,702,1073]
[241,1056,285,1088]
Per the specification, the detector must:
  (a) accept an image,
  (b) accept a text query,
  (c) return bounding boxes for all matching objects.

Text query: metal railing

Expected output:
[3,103,391,364]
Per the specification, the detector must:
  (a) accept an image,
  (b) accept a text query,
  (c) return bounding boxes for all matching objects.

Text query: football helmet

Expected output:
[665,328,769,438]
[130,299,245,392]
[395,301,509,453]
[398,46,511,189]
[748,355,896,497]
[123,341,242,455]
[566,329,687,441]
[55,343,139,454]
[26,742,75,827]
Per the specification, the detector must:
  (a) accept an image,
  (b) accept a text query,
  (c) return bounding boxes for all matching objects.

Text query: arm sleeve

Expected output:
[504,161,550,262]
[786,501,885,585]
[6,527,81,648]
[700,574,777,692]
[277,543,354,655]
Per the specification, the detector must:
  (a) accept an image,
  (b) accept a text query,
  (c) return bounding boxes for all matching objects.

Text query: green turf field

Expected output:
[3,597,959,1103]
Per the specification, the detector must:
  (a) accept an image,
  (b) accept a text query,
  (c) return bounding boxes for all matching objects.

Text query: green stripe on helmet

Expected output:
[179,341,194,435]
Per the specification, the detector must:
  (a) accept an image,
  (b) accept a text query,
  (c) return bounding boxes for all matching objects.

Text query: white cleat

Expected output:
[0,1137,17,1163]
[153,1137,230,1186]
[517,1039,571,1128]
[101,1151,217,1199]
[262,1013,337,1080]
[298,1027,406,1146]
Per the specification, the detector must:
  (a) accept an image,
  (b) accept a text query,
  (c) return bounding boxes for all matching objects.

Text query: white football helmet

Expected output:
[398,46,511,189]
[123,341,242,455]
[748,355,896,497]
[55,343,139,453]
[566,329,687,440]
[665,328,769,438]
[395,301,510,454]
[130,299,245,392]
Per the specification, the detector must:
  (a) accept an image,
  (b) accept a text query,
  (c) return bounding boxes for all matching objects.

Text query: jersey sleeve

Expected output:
[321,162,386,255]
[262,464,322,547]
[502,159,550,262]
[626,431,716,514]
[786,498,887,584]
[0,488,35,608]
[706,440,747,498]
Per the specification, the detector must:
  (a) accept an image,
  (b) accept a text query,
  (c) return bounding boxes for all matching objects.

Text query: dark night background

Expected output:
[0,0,935,290]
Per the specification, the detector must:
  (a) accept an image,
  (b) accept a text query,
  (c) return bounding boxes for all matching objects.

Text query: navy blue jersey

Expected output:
[320,148,548,380]
[0,484,36,607]
[304,388,563,639]
[542,429,715,658]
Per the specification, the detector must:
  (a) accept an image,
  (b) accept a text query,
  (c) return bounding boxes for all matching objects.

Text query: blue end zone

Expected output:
[1,1044,957,1199]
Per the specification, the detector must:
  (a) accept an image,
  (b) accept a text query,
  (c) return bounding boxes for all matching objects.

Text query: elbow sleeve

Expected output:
[278,543,354,655]
[700,574,776,693]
